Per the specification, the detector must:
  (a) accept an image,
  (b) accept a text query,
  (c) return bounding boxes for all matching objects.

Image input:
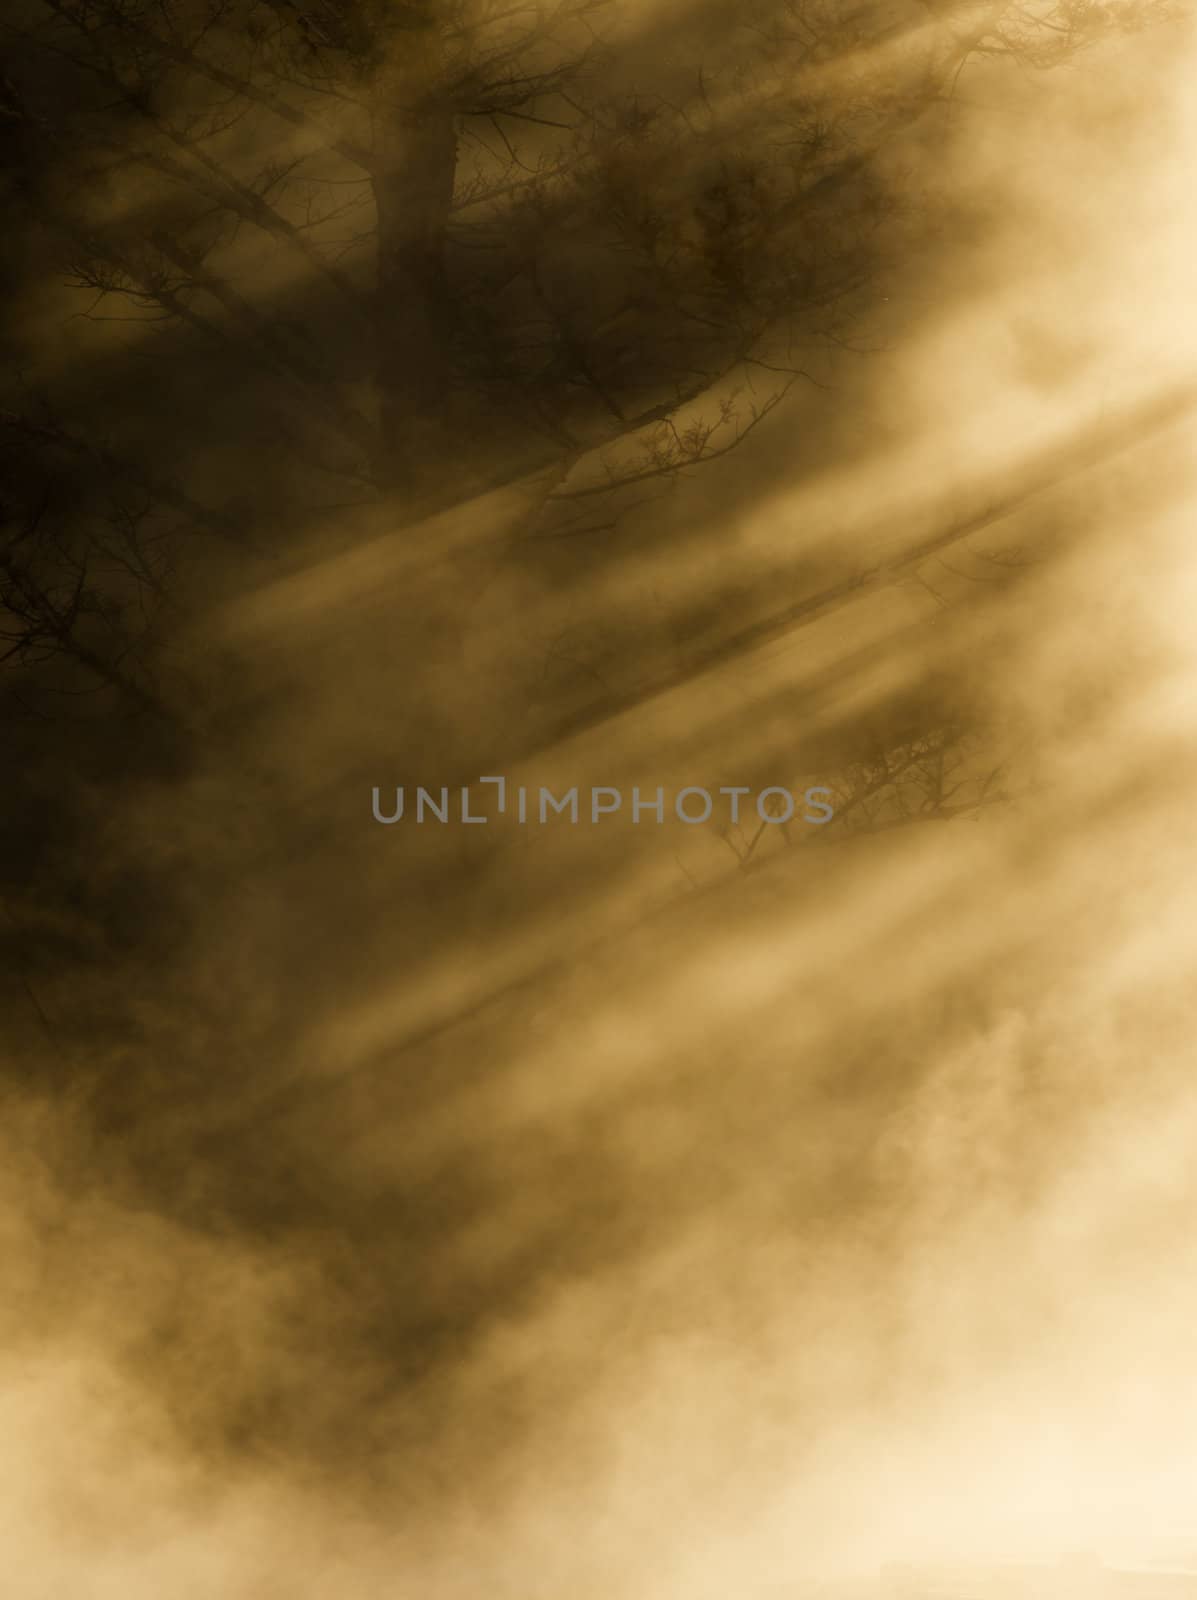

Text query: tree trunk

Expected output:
[367,7,460,496]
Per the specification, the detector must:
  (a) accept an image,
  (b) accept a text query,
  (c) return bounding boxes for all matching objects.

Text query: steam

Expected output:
[3,4,1197,1595]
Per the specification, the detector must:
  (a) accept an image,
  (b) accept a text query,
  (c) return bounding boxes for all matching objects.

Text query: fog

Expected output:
[2,1,1196,1593]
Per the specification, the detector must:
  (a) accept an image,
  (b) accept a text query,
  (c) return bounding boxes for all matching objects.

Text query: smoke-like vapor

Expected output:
[2,1,1196,1593]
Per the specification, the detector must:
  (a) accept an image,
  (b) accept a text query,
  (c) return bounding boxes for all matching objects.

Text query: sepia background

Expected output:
[1,0,1196,1592]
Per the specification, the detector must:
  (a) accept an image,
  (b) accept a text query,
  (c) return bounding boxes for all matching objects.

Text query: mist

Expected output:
[2,0,1196,1593]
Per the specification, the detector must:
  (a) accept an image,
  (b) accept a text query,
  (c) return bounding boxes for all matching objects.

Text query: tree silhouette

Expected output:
[0,0,1157,703]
